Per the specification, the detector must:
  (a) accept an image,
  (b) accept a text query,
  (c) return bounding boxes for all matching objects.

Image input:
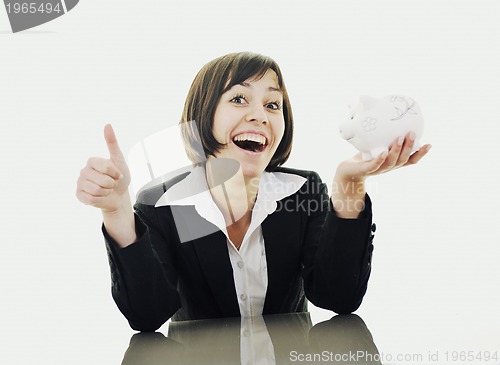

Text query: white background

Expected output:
[1,0,499,364]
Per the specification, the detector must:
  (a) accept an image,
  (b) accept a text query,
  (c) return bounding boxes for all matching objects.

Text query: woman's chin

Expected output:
[239,161,266,179]
[212,148,271,179]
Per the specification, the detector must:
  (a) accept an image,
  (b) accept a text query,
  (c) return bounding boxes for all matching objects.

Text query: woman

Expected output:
[76,52,431,331]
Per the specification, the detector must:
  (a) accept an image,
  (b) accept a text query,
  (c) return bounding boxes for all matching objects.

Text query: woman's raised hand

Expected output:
[76,124,132,213]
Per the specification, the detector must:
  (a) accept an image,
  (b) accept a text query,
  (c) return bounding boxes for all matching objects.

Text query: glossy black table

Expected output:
[121,313,381,364]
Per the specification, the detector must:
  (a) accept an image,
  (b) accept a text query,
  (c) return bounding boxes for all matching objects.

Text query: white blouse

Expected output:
[155,165,306,317]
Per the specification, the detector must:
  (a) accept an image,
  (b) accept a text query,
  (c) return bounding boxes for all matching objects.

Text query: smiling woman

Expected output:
[75,52,431,331]
[180,53,293,173]
[210,69,285,177]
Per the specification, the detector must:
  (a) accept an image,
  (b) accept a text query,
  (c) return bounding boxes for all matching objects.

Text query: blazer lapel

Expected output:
[262,206,302,314]
[191,229,241,318]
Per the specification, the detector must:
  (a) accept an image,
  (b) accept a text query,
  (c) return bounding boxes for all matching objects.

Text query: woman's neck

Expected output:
[205,160,261,227]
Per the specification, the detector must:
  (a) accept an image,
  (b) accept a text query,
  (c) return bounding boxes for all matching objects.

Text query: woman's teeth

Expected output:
[232,134,267,152]
[233,133,266,145]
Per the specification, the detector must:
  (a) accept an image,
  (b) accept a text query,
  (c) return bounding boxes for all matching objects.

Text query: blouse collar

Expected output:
[154,164,307,238]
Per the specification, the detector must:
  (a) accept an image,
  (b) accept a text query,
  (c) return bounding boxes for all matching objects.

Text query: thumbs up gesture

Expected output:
[76,124,132,213]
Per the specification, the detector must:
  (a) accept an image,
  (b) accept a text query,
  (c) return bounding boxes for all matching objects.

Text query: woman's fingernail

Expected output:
[410,132,416,141]
[397,136,404,146]
[381,151,388,158]
[426,144,432,152]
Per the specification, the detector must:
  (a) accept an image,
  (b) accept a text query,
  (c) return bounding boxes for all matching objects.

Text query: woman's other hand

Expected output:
[331,132,432,218]
[337,132,432,181]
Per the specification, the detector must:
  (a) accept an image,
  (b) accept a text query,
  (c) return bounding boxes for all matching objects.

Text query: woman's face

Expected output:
[211,69,285,179]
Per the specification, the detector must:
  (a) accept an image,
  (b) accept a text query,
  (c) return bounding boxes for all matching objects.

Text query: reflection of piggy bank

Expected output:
[339,95,424,160]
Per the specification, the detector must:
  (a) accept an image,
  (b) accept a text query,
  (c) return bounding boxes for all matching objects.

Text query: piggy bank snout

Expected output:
[339,122,355,140]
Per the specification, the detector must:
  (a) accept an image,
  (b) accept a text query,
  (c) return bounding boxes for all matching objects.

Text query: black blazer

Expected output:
[104,167,375,332]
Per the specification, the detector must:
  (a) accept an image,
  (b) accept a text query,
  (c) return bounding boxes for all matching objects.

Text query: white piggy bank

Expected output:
[339,95,424,160]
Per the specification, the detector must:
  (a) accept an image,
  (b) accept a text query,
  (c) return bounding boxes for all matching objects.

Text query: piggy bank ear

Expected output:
[359,96,378,111]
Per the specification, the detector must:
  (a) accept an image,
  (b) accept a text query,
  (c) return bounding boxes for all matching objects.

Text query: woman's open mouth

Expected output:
[232,133,267,153]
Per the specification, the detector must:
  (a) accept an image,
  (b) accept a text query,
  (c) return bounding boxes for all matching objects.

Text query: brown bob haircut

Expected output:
[180,52,294,171]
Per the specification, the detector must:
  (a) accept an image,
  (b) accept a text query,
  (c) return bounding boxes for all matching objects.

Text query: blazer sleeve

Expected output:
[301,171,375,314]
[103,201,181,332]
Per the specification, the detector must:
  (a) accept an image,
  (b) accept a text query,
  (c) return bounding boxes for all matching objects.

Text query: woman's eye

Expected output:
[230,95,247,104]
[266,101,282,111]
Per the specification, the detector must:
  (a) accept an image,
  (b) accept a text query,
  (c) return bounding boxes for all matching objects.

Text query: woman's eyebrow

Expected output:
[238,82,281,93]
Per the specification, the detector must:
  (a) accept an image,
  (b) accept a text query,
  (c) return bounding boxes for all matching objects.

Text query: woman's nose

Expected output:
[245,104,268,124]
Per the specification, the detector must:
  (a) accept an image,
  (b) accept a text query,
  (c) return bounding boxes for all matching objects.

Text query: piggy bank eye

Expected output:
[349,110,356,120]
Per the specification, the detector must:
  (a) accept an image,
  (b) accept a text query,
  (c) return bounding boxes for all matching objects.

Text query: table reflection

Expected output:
[121,313,381,364]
